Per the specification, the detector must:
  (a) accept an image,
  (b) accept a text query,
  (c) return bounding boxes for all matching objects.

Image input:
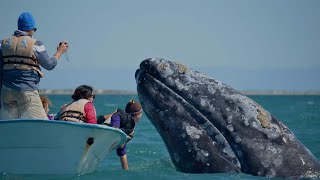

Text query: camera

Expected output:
[59,42,67,46]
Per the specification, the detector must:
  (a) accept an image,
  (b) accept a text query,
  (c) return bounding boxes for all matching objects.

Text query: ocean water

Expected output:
[2,95,320,180]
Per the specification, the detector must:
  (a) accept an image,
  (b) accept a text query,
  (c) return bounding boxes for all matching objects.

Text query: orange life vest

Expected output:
[1,36,44,77]
[57,99,96,123]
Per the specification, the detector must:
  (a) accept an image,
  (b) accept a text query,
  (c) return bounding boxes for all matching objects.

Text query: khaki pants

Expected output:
[0,85,48,120]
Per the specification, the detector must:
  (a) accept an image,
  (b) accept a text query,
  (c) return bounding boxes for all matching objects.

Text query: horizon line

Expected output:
[39,89,320,96]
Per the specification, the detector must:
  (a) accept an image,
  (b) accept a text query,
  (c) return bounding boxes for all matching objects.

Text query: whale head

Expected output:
[135,58,320,178]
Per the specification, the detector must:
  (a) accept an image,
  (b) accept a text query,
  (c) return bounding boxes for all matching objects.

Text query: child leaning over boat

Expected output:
[97,99,143,170]
[55,85,97,124]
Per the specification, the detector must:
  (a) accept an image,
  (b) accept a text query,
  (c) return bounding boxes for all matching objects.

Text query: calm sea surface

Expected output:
[2,95,320,180]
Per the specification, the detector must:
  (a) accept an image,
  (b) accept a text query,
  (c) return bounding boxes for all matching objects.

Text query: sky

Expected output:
[1,0,319,91]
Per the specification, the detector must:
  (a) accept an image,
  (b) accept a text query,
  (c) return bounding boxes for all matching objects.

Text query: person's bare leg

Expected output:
[120,154,129,170]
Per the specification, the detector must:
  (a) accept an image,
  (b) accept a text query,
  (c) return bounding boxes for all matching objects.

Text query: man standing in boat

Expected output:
[98,99,143,170]
[0,12,68,119]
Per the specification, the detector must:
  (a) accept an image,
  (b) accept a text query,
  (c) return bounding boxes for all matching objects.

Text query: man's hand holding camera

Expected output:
[58,41,69,53]
[54,40,69,60]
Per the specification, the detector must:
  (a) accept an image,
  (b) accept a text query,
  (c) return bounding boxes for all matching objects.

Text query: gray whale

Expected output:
[135,58,320,178]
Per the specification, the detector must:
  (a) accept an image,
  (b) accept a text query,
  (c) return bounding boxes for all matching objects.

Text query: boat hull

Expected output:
[0,120,127,175]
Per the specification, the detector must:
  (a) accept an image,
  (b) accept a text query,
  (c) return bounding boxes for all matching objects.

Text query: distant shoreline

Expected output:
[39,89,320,96]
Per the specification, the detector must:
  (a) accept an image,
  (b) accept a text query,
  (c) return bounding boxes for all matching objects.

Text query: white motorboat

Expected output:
[0,119,127,175]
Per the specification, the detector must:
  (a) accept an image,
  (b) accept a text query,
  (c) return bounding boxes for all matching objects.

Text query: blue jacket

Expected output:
[0,30,58,90]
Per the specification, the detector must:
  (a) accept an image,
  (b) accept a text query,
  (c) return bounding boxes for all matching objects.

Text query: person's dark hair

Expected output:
[71,85,94,101]
[125,99,142,114]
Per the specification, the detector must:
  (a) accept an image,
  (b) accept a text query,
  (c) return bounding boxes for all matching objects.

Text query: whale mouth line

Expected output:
[137,68,241,169]
[138,67,219,132]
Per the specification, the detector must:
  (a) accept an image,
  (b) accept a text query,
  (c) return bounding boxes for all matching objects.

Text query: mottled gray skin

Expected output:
[135,58,320,178]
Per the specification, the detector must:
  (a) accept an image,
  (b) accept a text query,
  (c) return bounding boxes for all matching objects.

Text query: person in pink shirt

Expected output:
[56,85,97,124]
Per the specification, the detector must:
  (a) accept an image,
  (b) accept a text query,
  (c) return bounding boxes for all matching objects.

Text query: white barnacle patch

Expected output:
[273,155,283,167]
[175,79,192,91]
[191,146,209,162]
[244,120,250,126]
[223,147,236,158]
[252,121,259,129]
[236,161,241,168]
[167,77,175,86]
[225,107,231,112]
[191,70,205,81]
[209,105,216,111]
[200,96,209,107]
[300,157,306,165]
[249,140,264,150]
[176,105,185,114]
[241,115,250,126]
[207,84,216,94]
[188,147,192,152]
[305,171,320,178]
[195,151,204,162]
[206,163,210,167]
[267,145,277,154]
[175,79,185,91]
[235,106,240,112]
[225,94,260,124]
[265,144,283,165]
[215,134,225,144]
[227,124,234,132]
[264,124,281,139]
[262,161,269,168]
[184,125,203,139]
[201,150,209,157]
[235,136,242,143]
[227,115,233,124]
[288,133,296,141]
[282,137,288,143]
[266,169,276,178]
[199,73,208,79]
[215,81,225,92]
[185,71,203,85]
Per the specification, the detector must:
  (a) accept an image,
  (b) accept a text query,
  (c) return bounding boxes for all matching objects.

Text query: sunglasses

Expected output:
[90,94,95,99]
